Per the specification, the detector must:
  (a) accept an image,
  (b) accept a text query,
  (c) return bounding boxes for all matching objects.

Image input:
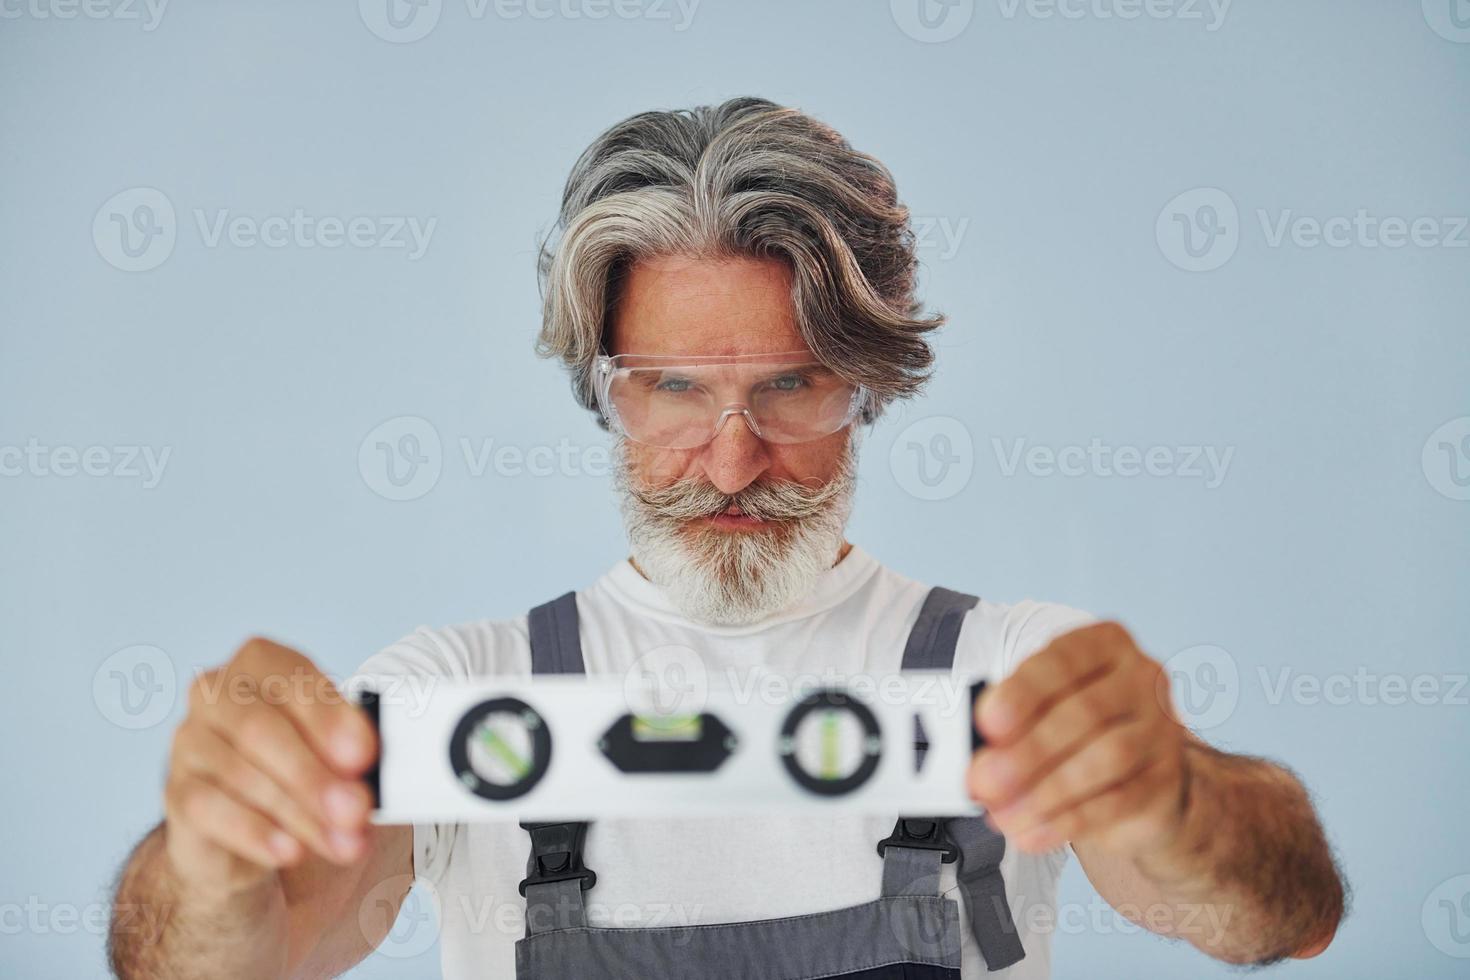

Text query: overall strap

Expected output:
[520,821,596,935]
[947,817,1025,971]
[888,585,1027,973]
[878,817,954,896]
[900,586,979,670]
[527,591,585,674]
[902,587,979,771]
[521,591,593,936]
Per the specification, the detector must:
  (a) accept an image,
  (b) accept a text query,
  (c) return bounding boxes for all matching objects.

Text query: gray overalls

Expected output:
[515,586,1026,978]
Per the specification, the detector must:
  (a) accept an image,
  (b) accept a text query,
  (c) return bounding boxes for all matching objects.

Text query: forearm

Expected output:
[1129,740,1346,964]
[109,822,289,980]
[973,622,1347,965]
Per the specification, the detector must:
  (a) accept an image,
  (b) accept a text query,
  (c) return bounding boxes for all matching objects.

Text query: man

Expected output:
[108,97,1345,978]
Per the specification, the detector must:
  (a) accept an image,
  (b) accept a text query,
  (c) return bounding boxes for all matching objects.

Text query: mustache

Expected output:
[626,473,848,523]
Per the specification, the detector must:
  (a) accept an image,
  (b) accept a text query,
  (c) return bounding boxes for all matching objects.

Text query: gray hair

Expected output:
[535,96,945,424]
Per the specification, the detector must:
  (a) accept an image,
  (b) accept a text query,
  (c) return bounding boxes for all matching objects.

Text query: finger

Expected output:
[978,622,1133,745]
[989,714,1167,841]
[192,679,365,837]
[233,638,377,775]
[1008,749,1181,855]
[174,720,367,864]
[165,775,304,871]
[969,664,1138,807]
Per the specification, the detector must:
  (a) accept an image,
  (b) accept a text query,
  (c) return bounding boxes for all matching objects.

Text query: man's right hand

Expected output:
[162,636,379,897]
[111,637,411,980]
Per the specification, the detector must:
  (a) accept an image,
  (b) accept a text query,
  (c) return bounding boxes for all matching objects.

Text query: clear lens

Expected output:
[599,354,860,449]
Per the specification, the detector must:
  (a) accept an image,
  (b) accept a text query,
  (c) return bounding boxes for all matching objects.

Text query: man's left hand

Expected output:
[967,621,1192,856]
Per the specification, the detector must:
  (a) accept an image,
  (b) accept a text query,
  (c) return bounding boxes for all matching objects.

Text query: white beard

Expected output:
[617,442,857,627]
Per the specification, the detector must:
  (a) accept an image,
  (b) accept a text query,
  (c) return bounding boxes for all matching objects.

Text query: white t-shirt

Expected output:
[353,545,1094,979]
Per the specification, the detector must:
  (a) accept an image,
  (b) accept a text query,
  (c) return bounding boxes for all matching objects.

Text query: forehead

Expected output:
[606,254,809,358]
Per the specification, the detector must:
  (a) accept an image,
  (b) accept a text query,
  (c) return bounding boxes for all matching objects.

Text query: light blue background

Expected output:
[2,0,1467,976]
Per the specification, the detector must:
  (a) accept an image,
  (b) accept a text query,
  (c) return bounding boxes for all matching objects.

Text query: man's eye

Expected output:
[655,377,694,393]
[768,374,808,392]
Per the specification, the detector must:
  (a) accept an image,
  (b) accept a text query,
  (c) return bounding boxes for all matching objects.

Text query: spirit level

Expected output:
[358,671,989,822]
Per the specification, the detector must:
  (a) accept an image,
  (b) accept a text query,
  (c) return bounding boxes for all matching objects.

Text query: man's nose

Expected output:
[698,410,772,496]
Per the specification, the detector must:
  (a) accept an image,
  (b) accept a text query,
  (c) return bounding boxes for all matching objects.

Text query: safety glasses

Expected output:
[593,351,866,450]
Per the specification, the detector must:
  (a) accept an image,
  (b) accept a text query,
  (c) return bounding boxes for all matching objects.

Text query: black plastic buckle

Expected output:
[518,821,598,896]
[876,817,960,863]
